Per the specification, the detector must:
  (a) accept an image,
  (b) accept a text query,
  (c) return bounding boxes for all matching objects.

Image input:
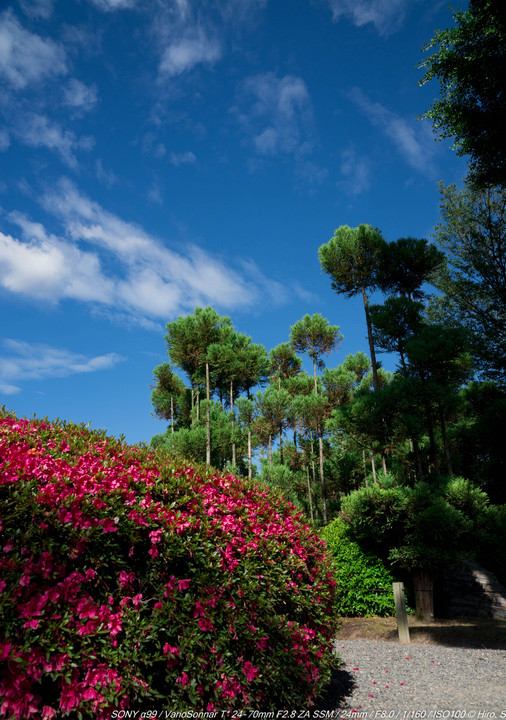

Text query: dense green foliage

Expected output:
[419,0,506,187]
[429,181,506,385]
[0,410,339,716]
[321,518,397,617]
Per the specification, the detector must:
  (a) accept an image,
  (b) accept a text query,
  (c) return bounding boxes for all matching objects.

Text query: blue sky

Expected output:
[0,0,468,445]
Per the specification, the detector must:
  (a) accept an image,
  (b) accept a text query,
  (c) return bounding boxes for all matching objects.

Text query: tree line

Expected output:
[150,0,506,620]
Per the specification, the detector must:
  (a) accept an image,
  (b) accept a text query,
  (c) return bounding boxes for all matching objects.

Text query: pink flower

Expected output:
[193,600,205,618]
[149,529,163,544]
[163,644,179,657]
[178,579,191,592]
[119,570,135,587]
[243,661,259,682]
[176,672,189,686]
[42,707,57,719]
[132,593,143,608]
[24,619,39,630]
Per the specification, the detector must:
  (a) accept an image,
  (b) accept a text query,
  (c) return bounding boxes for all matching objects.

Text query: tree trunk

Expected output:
[362,449,368,487]
[382,453,388,477]
[425,404,441,477]
[413,570,434,622]
[438,403,453,476]
[319,433,327,524]
[205,362,211,465]
[413,437,424,482]
[170,394,175,451]
[362,286,379,391]
[230,379,236,467]
[279,424,284,465]
[370,448,377,483]
[247,429,252,480]
[268,434,272,469]
[306,465,314,524]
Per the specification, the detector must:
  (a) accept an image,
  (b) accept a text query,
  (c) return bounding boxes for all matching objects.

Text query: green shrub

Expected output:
[0,410,339,717]
[476,504,506,585]
[321,517,397,616]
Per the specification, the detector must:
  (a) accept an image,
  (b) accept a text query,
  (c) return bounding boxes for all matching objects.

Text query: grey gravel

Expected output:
[316,639,506,717]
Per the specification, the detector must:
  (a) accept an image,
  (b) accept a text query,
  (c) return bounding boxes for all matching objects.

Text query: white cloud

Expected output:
[159,29,221,76]
[0,10,66,89]
[146,182,163,205]
[236,73,314,157]
[349,87,436,176]
[19,0,55,20]
[13,113,94,167]
[0,339,124,395]
[339,145,371,194]
[88,0,137,10]
[95,159,119,187]
[325,0,411,36]
[63,78,98,111]
[169,151,196,166]
[0,178,287,323]
[0,129,10,151]
[0,213,114,303]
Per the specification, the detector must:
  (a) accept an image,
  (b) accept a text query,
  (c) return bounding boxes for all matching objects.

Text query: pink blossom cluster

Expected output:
[0,413,339,715]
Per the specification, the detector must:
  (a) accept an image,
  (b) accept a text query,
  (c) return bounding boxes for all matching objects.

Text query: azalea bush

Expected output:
[321,517,397,616]
[0,410,339,718]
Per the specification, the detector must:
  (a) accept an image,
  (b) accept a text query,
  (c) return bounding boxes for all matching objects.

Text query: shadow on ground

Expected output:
[313,665,356,711]
[337,616,506,650]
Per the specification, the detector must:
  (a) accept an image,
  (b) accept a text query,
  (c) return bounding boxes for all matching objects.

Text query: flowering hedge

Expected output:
[0,410,339,717]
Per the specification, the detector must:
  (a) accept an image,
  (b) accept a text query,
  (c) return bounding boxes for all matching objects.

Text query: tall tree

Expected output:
[419,0,506,187]
[290,313,342,524]
[150,363,187,447]
[429,181,506,384]
[369,297,424,370]
[165,314,203,412]
[378,237,444,300]
[289,314,342,394]
[255,387,292,466]
[269,343,302,390]
[319,224,386,389]
[235,397,256,479]
[166,307,232,465]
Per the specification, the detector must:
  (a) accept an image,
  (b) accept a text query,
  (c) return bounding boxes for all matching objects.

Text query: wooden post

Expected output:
[393,582,410,644]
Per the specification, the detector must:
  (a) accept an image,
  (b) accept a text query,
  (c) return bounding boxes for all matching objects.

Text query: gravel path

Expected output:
[316,639,506,716]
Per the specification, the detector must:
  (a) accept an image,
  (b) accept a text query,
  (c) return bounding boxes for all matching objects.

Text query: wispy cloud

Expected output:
[0,339,124,395]
[349,87,436,176]
[169,151,196,166]
[0,178,287,324]
[339,145,371,194]
[0,10,67,89]
[95,159,119,187]
[62,78,98,112]
[19,0,55,20]
[12,113,94,167]
[235,73,314,157]
[0,129,10,152]
[324,0,411,36]
[88,0,137,10]
[159,29,221,77]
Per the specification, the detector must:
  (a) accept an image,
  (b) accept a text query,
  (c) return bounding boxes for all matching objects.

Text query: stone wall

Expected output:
[436,560,506,618]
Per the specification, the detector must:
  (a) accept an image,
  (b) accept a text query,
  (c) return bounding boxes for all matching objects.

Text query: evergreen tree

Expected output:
[319,224,385,389]
[419,0,506,187]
